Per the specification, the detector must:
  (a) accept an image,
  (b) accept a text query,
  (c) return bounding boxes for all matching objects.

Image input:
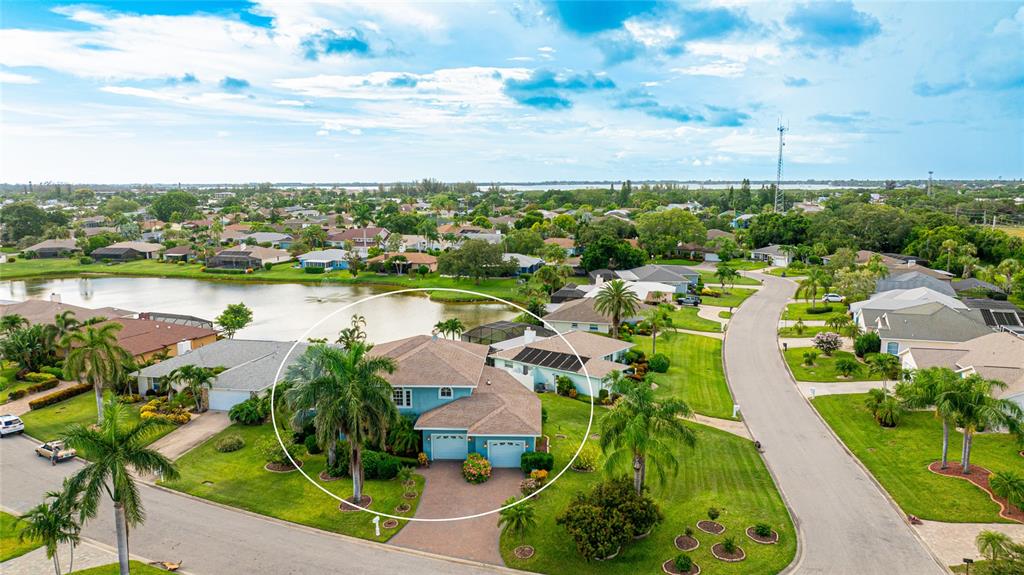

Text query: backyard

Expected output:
[635,333,735,420]
[814,394,1022,523]
[160,422,423,542]
[500,394,796,574]
[782,347,877,382]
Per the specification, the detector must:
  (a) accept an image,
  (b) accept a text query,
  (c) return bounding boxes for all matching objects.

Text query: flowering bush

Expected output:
[417,452,429,467]
[462,452,492,484]
[520,477,541,497]
[812,331,842,356]
[530,469,549,483]
[139,398,191,425]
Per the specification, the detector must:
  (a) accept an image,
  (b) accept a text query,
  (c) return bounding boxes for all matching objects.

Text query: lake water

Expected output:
[0,277,516,343]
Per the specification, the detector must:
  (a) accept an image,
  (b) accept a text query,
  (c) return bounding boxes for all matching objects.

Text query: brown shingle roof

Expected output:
[366,252,438,265]
[543,237,575,248]
[542,298,649,325]
[0,300,134,326]
[369,335,488,388]
[414,366,541,436]
[97,318,217,357]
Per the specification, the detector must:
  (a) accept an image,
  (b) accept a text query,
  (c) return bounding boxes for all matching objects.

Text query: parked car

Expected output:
[35,440,77,462]
[676,295,702,307]
[0,414,24,437]
[821,293,846,303]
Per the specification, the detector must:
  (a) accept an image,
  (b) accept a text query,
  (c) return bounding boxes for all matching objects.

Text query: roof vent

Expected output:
[486,379,492,385]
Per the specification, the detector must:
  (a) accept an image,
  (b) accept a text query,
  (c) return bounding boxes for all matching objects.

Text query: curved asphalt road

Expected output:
[725,273,944,574]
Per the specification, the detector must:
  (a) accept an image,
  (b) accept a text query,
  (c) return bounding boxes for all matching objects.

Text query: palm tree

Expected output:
[642,304,674,356]
[599,376,696,494]
[62,399,178,575]
[336,314,368,349]
[867,353,901,391]
[941,239,958,272]
[897,367,960,469]
[283,342,397,504]
[167,364,216,413]
[61,324,132,425]
[797,268,827,310]
[0,313,28,334]
[715,263,739,293]
[996,259,1022,293]
[946,375,1024,474]
[593,280,641,340]
[497,496,536,536]
[826,314,852,338]
[18,489,81,575]
[989,471,1024,510]
[444,318,466,340]
[976,530,1014,564]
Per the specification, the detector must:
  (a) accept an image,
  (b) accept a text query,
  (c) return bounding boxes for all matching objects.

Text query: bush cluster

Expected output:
[303,434,322,454]
[26,379,59,394]
[462,452,492,484]
[215,435,245,453]
[363,449,401,480]
[255,436,301,465]
[22,372,58,383]
[555,375,576,398]
[648,353,671,373]
[805,305,834,315]
[520,451,554,474]
[571,442,601,472]
[303,266,325,274]
[7,389,28,401]
[556,476,663,560]
[229,395,270,425]
[39,366,64,378]
[203,268,246,275]
[28,383,92,410]
[854,332,881,358]
[139,398,191,425]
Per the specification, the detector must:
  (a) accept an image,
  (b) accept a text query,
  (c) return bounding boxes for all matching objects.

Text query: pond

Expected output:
[1,277,516,343]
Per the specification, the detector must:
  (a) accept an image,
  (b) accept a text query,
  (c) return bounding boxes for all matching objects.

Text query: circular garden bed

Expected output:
[394,503,411,513]
[382,519,399,529]
[674,534,699,551]
[746,526,779,544]
[338,495,372,512]
[514,545,535,560]
[403,491,418,500]
[696,520,724,535]
[594,546,621,561]
[265,460,303,473]
[711,543,746,562]
[318,470,343,482]
[662,559,700,575]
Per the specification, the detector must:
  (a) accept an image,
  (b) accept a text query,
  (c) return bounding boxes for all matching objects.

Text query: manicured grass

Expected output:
[723,259,769,271]
[19,392,174,448]
[501,395,796,574]
[635,333,734,420]
[814,394,1022,523]
[650,258,701,266]
[697,270,760,286]
[668,307,721,332]
[160,423,423,542]
[0,511,41,562]
[69,561,166,574]
[718,311,732,319]
[699,287,757,308]
[782,347,875,382]
[776,324,831,337]
[0,259,524,303]
[781,302,847,321]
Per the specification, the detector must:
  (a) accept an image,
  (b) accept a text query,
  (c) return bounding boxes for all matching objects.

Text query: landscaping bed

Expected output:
[634,333,735,420]
[927,462,1023,523]
[782,347,876,382]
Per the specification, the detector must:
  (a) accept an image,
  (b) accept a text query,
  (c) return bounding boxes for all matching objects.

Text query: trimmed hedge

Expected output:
[7,389,28,401]
[27,379,60,394]
[303,266,325,274]
[22,372,58,383]
[215,435,245,453]
[29,383,92,410]
[39,366,64,378]
[362,450,401,480]
[804,305,834,315]
[521,451,555,474]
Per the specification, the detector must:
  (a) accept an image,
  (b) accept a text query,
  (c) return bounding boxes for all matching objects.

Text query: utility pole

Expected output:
[927,171,933,197]
[774,120,787,213]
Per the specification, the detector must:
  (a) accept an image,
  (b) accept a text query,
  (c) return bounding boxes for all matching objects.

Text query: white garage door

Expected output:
[431,434,469,460]
[208,390,250,412]
[487,440,525,468]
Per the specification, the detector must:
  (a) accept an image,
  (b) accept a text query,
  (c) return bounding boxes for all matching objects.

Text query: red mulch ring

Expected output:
[394,503,411,513]
[711,543,746,562]
[674,535,699,551]
[403,491,418,500]
[318,470,344,482]
[338,495,372,512]
[264,460,303,473]
[746,527,779,544]
[697,520,725,535]
[382,519,399,529]
[514,545,535,559]
[662,559,700,575]
[928,462,1024,523]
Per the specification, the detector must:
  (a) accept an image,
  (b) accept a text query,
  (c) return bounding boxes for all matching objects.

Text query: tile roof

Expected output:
[97,318,217,357]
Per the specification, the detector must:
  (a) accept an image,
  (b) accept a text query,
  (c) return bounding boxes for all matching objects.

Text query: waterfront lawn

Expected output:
[668,307,721,332]
[699,287,757,308]
[500,395,796,574]
[160,423,423,542]
[697,270,761,286]
[635,333,734,420]
[813,394,1021,523]
[20,392,174,448]
[69,561,166,574]
[781,302,847,321]
[0,511,41,562]
[782,347,875,382]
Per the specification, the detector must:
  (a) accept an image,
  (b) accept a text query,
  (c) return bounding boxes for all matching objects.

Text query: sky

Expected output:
[0,0,1022,184]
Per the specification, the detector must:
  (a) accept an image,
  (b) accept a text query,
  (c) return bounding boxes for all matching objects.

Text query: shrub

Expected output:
[555,375,575,397]
[684,526,694,538]
[802,350,819,366]
[520,478,541,497]
[263,262,274,271]
[754,523,773,537]
[989,471,1024,509]
[303,434,322,455]
[7,389,28,401]
[22,372,57,383]
[812,332,842,356]
[805,304,834,315]
[255,436,300,465]
[648,353,670,373]
[79,256,94,265]
[623,349,646,365]
[363,450,401,480]
[793,319,806,336]
[417,452,428,467]
[598,388,609,404]
[571,442,600,472]
[229,395,270,425]
[327,441,352,477]
[556,476,660,559]
[303,266,325,274]
[707,507,720,521]
[6,256,15,263]
[26,379,59,394]
[462,452,492,484]
[854,332,881,358]
[397,466,414,485]
[721,536,738,554]
[203,267,246,275]
[530,469,548,482]
[39,366,64,378]
[28,383,92,410]
[520,451,554,474]
[674,554,693,573]
[215,435,245,453]
[834,357,860,377]
[700,287,722,297]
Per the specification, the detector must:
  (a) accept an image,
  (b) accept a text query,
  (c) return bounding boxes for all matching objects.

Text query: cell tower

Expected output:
[927,171,933,197]
[774,120,788,212]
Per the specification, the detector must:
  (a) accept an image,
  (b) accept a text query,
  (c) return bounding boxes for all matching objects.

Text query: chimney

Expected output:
[50,292,61,303]
[523,328,536,343]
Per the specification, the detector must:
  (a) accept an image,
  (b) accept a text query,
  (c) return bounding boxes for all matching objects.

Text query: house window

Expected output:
[571,322,579,328]
[885,342,900,355]
[503,361,513,368]
[589,324,599,331]
[439,386,453,399]
[392,387,412,408]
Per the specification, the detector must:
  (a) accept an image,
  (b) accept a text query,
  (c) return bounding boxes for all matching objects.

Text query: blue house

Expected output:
[369,335,542,467]
[504,253,545,275]
[297,248,350,271]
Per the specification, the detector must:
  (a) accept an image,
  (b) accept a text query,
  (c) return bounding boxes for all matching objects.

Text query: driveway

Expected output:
[390,462,522,565]
[724,272,944,574]
[149,410,231,461]
[3,380,78,416]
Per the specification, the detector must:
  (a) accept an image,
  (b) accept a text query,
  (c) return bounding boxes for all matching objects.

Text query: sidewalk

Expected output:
[914,520,1024,566]
[0,538,116,575]
[797,380,886,398]
[692,413,750,440]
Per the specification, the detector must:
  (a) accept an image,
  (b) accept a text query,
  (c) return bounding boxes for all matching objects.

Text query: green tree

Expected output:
[642,304,674,355]
[215,302,253,339]
[943,375,1023,474]
[61,324,131,425]
[149,191,199,222]
[896,367,961,469]
[714,263,740,292]
[989,471,1024,510]
[497,496,537,537]
[797,268,828,309]
[532,264,569,294]
[635,209,705,258]
[53,310,81,357]
[593,280,641,339]
[599,376,696,494]
[941,239,958,272]
[976,530,1014,565]
[18,486,81,575]
[0,313,29,333]
[168,364,216,413]
[63,399,179,575]
[302,226,327,248]
[436,239,515,283]
[0,324,55,371]
[866,353,901,391]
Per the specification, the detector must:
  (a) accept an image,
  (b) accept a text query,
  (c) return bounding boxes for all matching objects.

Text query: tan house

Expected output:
[367,251,438,273]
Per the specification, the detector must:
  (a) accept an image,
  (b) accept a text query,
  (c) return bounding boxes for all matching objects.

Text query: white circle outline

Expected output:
[268,287,596,522]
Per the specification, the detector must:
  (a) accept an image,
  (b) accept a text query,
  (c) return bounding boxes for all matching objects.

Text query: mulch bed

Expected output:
[697,520,725,535]
[662,560,700,575]
[711,543,746,562]
[928,461,1024,523]
[555,434,567,439]
[589,433,601,440]
[674,535,700,551]
[537,436,550,453]
[394,503,411,513]
[382,519,399,529]
[264,460,303,473]
[746,527,779,544]
[514,545,535,560]
[318,470,344,482]
[338,495,372,512]
[403,491,418,500]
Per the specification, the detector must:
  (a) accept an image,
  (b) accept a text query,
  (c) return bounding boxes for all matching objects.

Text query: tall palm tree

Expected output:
[944,375,1024,474]
[61,324,131,425]
[167,364,216,413]
[896,367,960,469]
[444,318,466,340]
[62,399,178,575]
[642,304,674,356]
[18,488,81,575]
[715,263,739,293]
[941,239,958,272]
[593,280,641,340]
[599,376,696,494]
[797,268,828,310]
[283,342,397,504]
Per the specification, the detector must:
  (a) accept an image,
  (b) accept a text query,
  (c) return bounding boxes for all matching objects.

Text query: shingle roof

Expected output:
[368,335,488,388]
[904,332,1024,400]
[96,318,217,357]
[616,264,699,283]
[0,300,134,325]
[543,237,575,248]
[542,298,613,325]
[751,244,786,257]
[952,278,1005,294]
[24,239,79,252]
[133,339,308,392]
[298,249,349,261]
[876,271,955,298]
[103,241,164,253]
[875,302,992,342]
[413,366,541,436]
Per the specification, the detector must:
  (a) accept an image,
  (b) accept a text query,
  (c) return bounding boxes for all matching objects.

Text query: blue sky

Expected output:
[0,1,1021,183]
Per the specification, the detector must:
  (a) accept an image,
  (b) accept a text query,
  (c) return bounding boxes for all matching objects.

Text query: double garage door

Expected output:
[430,435,526,468]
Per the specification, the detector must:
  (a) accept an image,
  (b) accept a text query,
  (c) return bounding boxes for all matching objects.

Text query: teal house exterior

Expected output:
[370,335,542,468]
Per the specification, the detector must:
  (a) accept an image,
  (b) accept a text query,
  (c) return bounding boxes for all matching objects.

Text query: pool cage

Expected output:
[460,321,556,346]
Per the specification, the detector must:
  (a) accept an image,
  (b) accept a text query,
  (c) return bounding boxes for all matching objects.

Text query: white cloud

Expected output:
[0,70,39,84]
[672,61,746,78]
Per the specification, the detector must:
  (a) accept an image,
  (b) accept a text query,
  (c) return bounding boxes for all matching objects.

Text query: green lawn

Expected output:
[782,347,876,382]
[0,511,41,562]
[777,325,832,337]
[69,561,166,574]
[814,394,1022,523]
[765,267,807,277]
[668,307,721,332]
[650,258,701,266]
[160,423,423,542]
[0,259,524,303]
[718,311,733,319]
[19,392,174,450]
[635,333,734,420]
[723,259,769,271]
[501,395,796,574]
[781,302,847,321]
[697,270,760,286]
[699,287,757,308]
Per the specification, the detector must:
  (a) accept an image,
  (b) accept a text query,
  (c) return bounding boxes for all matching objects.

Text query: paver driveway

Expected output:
[390,461,522,565]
